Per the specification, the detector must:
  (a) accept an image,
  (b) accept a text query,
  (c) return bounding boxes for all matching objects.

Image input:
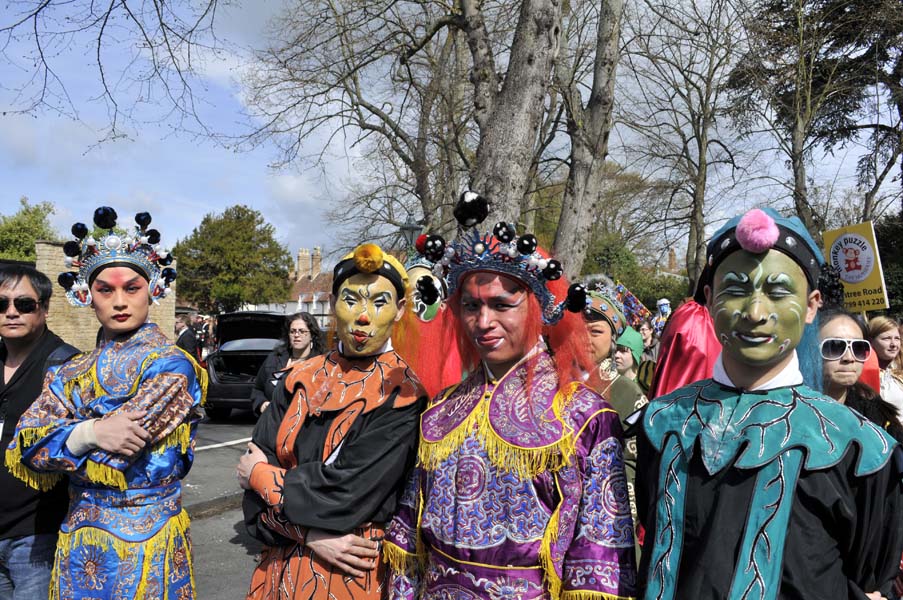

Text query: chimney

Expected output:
[310,247,322,279]
[667,248,677,273]
[297,248,310,282]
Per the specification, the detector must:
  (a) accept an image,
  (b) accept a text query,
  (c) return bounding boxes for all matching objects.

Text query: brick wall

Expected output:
[35,241,176,351]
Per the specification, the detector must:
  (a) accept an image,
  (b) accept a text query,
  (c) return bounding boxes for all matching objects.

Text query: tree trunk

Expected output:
[467,0,564,223]
[417,33,455,234]
[791,116,818,238]
[686,132,709,295]
[552,0,623,280]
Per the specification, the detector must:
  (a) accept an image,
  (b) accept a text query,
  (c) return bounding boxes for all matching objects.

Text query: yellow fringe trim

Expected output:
[382,540,421,574]
[415,485,427,568]
[153,423,192,455]
[418,382,580,480]
[63,361,104,400]
[561,592,636,600]
[4,445,62,492]
[540,471,564,599]
[85,460,128,491]
[52,510,193,600]
[174,348,209,407]
[13,424,55,448]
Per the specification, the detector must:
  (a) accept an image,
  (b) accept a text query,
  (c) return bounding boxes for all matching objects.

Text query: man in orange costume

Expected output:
[238,243,427,599]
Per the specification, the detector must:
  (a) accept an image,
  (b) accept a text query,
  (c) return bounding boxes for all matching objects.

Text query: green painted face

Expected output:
[710,250,812,368]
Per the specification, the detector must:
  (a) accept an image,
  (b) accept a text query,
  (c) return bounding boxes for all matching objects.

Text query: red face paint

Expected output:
[90,266,151,340]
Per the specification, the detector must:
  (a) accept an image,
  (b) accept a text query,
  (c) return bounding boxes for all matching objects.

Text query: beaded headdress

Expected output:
[57,207,176,308]
[584,282,627,337]
[416,191,586,325]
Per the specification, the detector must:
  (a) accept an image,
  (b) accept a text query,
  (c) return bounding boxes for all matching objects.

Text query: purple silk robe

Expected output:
[384,350,637,599]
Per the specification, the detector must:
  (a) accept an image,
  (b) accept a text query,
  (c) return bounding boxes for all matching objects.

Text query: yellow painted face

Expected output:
[334,273,405,356]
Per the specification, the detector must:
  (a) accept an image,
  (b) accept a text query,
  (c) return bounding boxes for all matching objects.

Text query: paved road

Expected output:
[193,507,263,599]
[187,410,263,598]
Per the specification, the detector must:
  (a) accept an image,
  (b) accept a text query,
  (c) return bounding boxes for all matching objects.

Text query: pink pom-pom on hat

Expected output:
[735,208,779,253]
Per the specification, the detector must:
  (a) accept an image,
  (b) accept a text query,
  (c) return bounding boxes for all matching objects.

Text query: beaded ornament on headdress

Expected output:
[584,280,628,336]
[414,191,588,325]
[57,207,176,308]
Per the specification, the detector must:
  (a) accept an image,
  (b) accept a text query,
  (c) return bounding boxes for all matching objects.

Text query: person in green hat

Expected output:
[615,326,644,382]
[583,285,647,555]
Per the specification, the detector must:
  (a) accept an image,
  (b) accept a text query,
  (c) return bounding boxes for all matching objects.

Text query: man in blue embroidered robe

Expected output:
[636,208,903,600]
[5,207,205,600]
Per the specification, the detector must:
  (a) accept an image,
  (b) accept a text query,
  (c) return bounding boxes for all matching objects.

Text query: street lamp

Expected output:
[400,218,420,249]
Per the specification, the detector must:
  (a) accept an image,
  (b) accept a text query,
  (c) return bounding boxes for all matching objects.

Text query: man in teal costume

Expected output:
[636,208,903,599]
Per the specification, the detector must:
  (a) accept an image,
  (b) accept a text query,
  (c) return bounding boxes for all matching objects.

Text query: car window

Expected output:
[219,338,280,352]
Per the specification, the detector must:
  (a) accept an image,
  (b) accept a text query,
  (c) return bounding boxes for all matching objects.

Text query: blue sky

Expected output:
[0,2,350,262]
[1,2,896,270]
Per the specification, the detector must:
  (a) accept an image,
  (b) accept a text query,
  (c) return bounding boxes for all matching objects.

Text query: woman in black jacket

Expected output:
[250,312,325,415]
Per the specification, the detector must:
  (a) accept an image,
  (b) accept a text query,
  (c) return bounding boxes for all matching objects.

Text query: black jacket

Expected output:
[0,328,78,539]
[176,327,198,358]
[251,348,292,415]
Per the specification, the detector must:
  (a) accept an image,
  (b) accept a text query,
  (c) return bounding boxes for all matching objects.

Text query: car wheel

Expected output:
[205,406,232,421]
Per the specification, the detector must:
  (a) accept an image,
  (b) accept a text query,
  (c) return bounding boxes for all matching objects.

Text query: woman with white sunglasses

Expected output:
[820,309,903,441]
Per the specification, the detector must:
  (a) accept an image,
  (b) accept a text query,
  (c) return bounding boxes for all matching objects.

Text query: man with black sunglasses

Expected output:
[0,264,77,599]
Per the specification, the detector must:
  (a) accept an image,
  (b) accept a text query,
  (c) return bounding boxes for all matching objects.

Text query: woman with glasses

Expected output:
[820,309,903,441]
[251,312,325,415]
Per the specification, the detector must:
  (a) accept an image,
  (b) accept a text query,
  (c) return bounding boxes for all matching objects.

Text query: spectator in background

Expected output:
[174,314,199,358]
[639,318,659,363]
[614,326,644,382]
[0,265,78,600]
[192,314,209,355]
[869,316,903,426]
[820,309,903,442]
[250,312,325,415]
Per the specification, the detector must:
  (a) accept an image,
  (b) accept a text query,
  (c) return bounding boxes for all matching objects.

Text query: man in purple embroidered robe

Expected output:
[383,193,637,600]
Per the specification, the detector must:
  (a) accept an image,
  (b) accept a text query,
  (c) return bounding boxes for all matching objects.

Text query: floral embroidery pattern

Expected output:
[578,437,634,548]
[422,436,551,549]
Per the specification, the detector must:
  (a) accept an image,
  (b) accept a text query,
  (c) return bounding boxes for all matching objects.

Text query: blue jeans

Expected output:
[0,533,58,600]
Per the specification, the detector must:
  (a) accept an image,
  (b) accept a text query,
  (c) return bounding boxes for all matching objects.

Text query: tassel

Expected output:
[14,424,55,448]
[418,385,578,480]
[153,423,192,455]
[382,541,422,574]
[540,470,565,600]
[174,348,209,406]
[85,461,128,491]
[4,446,62,491]
[540,501,563,599]
[63,363,105,400]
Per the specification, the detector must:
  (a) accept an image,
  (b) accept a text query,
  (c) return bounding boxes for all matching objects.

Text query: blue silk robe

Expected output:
[5,323,206,600]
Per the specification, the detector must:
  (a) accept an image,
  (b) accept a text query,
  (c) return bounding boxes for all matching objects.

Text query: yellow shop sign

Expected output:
[822,221,889,311]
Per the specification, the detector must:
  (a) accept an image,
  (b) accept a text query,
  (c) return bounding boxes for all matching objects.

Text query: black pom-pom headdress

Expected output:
[416,190,585,325]
[57,207,176,307]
